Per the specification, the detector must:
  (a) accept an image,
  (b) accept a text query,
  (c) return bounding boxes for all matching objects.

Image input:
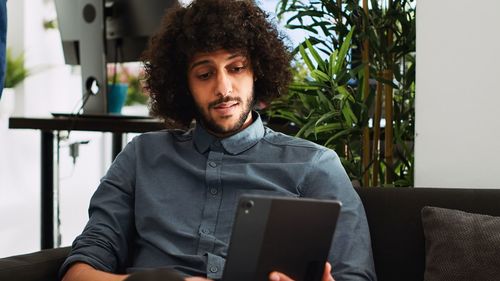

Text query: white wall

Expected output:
[415,0,500,187]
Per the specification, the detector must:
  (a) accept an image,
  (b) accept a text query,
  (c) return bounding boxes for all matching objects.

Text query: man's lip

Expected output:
[213,102,238,109]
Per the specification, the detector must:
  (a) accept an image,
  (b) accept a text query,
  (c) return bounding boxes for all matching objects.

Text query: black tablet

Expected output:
[222,195,342,281]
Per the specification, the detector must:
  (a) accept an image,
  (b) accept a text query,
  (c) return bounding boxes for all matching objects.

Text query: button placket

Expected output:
[197,150,224,255]
[206,252,225,279]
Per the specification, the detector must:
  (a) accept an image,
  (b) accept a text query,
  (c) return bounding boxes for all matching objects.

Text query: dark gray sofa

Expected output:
[2,187,500,281]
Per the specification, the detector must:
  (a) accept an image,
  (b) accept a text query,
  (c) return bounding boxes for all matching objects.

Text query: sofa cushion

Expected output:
[421,206,500,281]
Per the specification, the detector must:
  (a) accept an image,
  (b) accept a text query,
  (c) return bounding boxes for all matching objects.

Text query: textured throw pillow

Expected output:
[421,206,500,281]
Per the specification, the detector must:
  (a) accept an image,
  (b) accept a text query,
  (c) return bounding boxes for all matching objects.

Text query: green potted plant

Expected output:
[1,49,30,116]
[268,0,416,187]
[4,48,29,89]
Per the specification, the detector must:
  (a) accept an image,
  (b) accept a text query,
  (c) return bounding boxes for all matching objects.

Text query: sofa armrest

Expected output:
[0,247,70,281]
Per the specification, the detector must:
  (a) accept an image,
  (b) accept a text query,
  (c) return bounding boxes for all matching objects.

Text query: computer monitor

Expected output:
[54,0,177,114]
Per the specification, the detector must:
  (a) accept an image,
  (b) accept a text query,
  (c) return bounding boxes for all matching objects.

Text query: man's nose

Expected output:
[215,72,233,97]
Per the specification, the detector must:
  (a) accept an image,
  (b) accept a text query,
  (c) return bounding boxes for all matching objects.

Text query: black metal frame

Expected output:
[9,116,164,249]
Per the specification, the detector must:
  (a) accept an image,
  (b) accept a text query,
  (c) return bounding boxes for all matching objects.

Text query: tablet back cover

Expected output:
[222,195,341,281]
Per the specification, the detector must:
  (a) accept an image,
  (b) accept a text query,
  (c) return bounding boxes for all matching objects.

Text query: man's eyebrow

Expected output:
[227,53,245,60]
[189,53,247,70]
[189,60,210,70]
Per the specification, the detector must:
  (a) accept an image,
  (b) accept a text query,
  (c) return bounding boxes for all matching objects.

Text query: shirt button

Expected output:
[210,266,218,273]
[201,228,210,234]
[208,161,217,168]
[210,188,218,195]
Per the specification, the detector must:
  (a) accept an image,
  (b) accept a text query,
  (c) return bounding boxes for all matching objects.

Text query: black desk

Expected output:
[9,116,165,249]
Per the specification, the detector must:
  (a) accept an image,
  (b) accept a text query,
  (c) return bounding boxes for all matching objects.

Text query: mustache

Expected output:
[208,96,242,109]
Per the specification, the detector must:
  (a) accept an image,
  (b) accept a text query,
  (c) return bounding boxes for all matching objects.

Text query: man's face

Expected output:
[187,49,255,137]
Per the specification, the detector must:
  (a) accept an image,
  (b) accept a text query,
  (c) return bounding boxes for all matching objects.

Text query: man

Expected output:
[60,0,376,280]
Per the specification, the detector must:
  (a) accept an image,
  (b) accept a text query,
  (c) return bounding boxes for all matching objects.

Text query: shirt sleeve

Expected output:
[59,137,138,278]
[301,148,377,281]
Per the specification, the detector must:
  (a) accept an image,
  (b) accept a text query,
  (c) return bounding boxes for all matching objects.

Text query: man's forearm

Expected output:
[62,262,129,281]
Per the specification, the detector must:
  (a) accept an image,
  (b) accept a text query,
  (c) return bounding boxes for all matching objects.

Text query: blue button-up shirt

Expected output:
[60,113,376,280]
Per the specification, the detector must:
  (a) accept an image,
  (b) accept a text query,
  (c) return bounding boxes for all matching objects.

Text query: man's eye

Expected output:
[231,65,247,73]
[197,72,212,80]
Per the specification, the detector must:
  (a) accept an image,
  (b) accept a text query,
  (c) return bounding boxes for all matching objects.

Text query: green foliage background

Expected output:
[266,0,415,187]
[4,49,29,88]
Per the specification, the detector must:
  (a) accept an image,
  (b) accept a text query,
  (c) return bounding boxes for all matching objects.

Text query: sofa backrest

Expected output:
[356,187,500,281]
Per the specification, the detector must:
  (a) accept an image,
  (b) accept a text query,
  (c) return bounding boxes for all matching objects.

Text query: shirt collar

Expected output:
[193,111,265,155]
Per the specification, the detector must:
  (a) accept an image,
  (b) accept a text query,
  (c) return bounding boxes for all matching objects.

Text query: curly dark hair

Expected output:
[142,0,292,128]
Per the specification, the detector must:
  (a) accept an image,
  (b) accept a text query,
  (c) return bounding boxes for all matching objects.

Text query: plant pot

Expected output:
[107,83,128,114]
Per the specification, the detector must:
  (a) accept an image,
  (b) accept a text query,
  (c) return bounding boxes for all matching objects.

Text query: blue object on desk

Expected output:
[107,83,128,114]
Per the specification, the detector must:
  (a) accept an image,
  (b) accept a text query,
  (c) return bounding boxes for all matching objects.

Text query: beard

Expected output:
[195,93,255,137]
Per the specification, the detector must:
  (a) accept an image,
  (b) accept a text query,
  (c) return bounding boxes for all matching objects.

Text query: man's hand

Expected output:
[268,262,334,281]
